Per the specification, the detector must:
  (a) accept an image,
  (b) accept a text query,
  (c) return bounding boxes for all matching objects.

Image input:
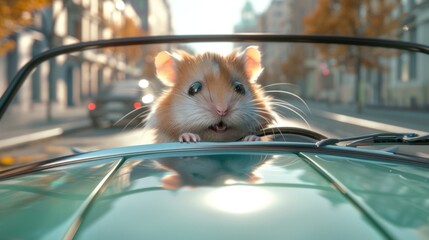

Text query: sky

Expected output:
[167,0,271,53]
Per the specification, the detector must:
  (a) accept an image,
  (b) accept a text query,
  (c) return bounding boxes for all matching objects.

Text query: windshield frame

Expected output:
[1,141,428,180]
[1,34,429,120]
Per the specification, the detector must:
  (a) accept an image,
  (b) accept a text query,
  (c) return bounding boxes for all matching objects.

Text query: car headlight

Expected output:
[142,94,154,104]
[139,79,150,88]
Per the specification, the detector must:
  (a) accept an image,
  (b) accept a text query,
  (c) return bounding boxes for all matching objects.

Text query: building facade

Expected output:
[234,0,429,109]
[387,0,429,108]
[0,0,172,114]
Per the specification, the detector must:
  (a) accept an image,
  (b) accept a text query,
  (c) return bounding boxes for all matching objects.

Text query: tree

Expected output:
[281,46,306,84]
[104,15,147,64]
[303,0,403,112]
[0,0,52,55]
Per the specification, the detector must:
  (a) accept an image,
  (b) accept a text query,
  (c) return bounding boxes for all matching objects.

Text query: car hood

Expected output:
[0,143,428,240]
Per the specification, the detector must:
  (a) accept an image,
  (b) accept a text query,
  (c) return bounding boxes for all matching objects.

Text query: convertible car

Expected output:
[0,35,428,240]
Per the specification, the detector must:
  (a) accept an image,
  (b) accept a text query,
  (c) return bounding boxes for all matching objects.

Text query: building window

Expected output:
[401,0,410,12]
[67,5,83,40]
[71,18,82,40]
[398,24,417,82]
[6,49,18,84]
[399,53,409,82]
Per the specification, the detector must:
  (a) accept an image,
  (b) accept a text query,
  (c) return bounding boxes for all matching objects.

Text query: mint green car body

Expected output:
[1,142,428,240]
[1,34,429,240]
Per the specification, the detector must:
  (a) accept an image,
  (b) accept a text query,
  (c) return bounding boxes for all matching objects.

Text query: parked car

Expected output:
[88,79,155,127]
[0,35,428,240]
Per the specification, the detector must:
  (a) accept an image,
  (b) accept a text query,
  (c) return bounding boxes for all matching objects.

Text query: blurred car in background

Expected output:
[88,79,155,127]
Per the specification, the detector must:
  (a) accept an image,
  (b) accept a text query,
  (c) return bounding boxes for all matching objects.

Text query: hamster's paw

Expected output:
[242,135,261,141]
[179,133,201,143]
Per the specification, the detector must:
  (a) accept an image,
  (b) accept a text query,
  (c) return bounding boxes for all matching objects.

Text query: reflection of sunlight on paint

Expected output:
[206,186,274,214]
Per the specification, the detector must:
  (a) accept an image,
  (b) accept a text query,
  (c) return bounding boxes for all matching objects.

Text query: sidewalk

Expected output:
[307,101,429,134]
[0,105,91,151]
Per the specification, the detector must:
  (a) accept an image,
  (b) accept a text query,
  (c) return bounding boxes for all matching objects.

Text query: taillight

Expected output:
[133,102,142,109]
[88,102,96,111]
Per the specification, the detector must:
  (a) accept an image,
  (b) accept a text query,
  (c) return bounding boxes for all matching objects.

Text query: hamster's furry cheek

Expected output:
[170,97,200,127]
[232,95,269,131]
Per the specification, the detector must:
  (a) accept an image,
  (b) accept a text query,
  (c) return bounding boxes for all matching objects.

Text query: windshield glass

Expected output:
[0,0,428,168]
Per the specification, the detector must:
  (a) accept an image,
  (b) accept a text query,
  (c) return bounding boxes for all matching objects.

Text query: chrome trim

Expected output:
[299,152,394,239]
[0,142,427,180]
[63,157,125,240]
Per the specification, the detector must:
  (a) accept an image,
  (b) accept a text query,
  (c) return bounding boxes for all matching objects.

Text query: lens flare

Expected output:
[206,186,274,214]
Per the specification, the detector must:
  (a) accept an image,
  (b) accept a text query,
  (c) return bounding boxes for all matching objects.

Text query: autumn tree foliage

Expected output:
[303,0,403,111]
[304,0,402,66]
[281,45,306,84]
[0,0,52,55]
[104,15,147,64]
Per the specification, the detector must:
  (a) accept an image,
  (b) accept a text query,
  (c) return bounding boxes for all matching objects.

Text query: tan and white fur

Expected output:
[144,46,275,143]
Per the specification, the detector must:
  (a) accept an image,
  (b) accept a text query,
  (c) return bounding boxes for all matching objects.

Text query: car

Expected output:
[0,33,428,240]
[87,79,155,127]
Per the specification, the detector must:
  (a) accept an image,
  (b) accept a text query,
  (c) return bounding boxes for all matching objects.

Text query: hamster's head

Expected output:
[153,46,274,142]
[158,156,263,190]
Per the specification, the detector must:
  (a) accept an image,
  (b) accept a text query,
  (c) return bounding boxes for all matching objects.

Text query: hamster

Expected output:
[144,46,275,143]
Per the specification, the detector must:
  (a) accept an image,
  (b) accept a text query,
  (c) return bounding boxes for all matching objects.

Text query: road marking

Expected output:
[45,145,71,153]
[317,111,428,136]
[0,128,64,150]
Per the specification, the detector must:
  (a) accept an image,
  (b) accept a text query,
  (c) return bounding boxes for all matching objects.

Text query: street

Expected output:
[1,100,429,170]
[274,101,429,158]
[0,127,146,169]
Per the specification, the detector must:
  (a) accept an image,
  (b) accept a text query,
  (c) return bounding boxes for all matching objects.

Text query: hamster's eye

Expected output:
[233,81,246,95]
[188,81,202,96]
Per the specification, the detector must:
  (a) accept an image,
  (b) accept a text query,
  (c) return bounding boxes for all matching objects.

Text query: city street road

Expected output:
[276,103,429,159]
[1,102,429,170]
[0,127,148,169]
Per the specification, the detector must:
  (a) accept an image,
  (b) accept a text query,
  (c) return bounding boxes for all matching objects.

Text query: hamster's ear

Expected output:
[241,46,263,82]
[161,174,182,190]
[155,51,179,87]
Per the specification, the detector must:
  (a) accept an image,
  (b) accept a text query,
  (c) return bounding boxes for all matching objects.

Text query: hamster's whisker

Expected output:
[269,102,311,128]
[251,102,275,118]
[114,107,152,129]
[261,82,297,90]
[269,99,310,119]
[241,112,264,135]
[249,110,274,131]
[122,109,152,131]
[269,101,309,124]
[134,120,147,130]
[266,98,310,123]
[114,107,150,126]
[264,90,311,113]
[252,110,287,142]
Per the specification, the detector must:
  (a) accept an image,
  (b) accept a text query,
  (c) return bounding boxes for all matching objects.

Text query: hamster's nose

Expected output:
[216,106,229,116]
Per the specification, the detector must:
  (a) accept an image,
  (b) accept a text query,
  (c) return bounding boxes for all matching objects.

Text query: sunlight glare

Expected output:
[206,186,274,214]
